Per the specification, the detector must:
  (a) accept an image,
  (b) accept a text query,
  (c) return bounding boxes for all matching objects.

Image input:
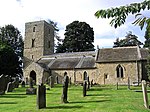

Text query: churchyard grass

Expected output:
[0,84,150,112]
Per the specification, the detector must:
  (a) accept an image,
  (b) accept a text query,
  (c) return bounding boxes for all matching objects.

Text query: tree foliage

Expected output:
[56,21,95,53]
[95,0,150,29]
[0,25,23,77]
[0,25,24,57]
[0,42,22,77]
[144,20,150,47]
[113,31,143,47]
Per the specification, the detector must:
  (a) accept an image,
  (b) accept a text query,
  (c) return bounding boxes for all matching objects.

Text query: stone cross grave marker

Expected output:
[61,75,69,103]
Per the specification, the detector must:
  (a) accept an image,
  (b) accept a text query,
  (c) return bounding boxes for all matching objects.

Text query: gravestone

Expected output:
[14,77,19,88]
[48,76,54,88]
[69,77,71,85]
[6,82,14,92]
[142,80,149,109]
[26,78,36,95]
[21,81,25,87]
[0,75,9,95]
[37,84,46,109]
[55,76,59,84]
[116,82,119,90]
[61,75,69,103]
[83,81,87,97]
[127,77,130,90]
[91,79,93,87]
[87,76,90,90]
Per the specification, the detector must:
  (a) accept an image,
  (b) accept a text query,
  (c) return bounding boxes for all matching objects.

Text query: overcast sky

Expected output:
[0,0,149,48]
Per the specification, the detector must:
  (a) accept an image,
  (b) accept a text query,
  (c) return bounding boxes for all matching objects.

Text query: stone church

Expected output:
[23,20,149,85]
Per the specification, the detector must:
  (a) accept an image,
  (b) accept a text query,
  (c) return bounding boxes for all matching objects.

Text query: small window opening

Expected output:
[32,39,35,47]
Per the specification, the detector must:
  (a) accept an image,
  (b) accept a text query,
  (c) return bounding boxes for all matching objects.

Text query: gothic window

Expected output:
[31,39,35,47]
[33,27,36,32]
[116,65,124,78]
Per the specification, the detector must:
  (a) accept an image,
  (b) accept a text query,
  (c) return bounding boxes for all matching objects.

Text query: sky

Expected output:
[0,0,149,48]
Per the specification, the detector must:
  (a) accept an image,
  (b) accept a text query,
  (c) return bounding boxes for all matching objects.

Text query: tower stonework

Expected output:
[24,20,54,62]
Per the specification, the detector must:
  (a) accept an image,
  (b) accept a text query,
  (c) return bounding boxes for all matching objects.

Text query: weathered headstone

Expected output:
[48,76,54,88]
[116,82,119,90]
[87,76,90,90]
[142,80,149,109]
[91,79,93,87]
[55,76,59,84]
[21,81,25,87]
[127,77,130,90]
[61,75,69,103]
[37,83,46,109]
[0,75,9,95]
[14,77,19,88]
[83,81,87,97]
[6,82,14,92]
[26,78,36,95]
[69,77,71,85]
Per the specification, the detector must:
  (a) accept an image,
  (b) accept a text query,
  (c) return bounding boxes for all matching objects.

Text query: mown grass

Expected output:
[0,84,150,112]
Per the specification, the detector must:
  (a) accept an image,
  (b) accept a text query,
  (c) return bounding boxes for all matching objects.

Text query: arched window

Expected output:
[64,72,67,76]
[116,65,123,78]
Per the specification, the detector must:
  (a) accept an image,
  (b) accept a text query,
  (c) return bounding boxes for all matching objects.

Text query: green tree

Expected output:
[0,25,24,57]
[0,25,23,77]
[95,0,150,29]
[144,20,150,47]
[113,31,143,47]
[56,21,95,53]
[0,42,22,77]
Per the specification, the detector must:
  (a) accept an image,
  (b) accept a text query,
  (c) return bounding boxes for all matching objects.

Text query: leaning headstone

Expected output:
[83,81,87,97]
[26,78,36,95]
[142,80,149,109]
[0,75,8,95]
[87,76,90,90]
[55,76,59,84]
[21,81,25,87]
[127,77,130,90]
[61,75,69,103]
[37,83,46,109]
[6,82,14,92]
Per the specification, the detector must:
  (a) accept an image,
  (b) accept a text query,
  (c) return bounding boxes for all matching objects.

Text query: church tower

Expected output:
[24,20,54,62]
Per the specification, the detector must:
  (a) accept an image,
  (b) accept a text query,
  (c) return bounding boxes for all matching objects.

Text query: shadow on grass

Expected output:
[88,88,102,91]
[69,99,110,104]
[0,94,27,98]
[0,102,17,104]
[86,94,111,97]
[46,105,83,109]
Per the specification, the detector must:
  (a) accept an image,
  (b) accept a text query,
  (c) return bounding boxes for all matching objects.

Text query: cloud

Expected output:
[0,0,147,48]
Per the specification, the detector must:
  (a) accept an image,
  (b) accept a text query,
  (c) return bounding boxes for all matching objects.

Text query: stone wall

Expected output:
[96,61,142,85]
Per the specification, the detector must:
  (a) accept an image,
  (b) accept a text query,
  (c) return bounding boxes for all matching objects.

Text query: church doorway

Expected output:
[30,70,36,85]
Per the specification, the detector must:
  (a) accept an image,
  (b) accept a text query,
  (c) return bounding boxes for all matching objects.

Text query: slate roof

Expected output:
[96,46,149,63]
[37,51,96,70]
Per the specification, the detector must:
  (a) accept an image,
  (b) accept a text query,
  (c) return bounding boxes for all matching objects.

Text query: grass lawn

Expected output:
[0,84,150,112]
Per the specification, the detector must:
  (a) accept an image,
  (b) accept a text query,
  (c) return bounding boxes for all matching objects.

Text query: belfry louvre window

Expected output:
[31,39,35,47]
[116,65,123,78]
[33,27,36,32]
